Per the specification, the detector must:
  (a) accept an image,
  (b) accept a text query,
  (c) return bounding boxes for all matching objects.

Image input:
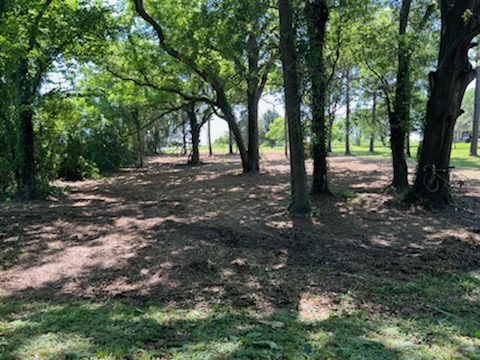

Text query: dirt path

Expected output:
[0,153,479,312]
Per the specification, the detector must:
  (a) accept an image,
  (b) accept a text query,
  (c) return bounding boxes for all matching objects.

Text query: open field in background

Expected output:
[0,153,479,359]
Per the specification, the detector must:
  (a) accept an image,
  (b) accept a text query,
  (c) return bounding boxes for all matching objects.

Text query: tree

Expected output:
[411,1,480,205]
[265,117,285,145]
[278,0,310,214]
[470,64,480,156]
[1,0,112,197]
[305,0,330,195]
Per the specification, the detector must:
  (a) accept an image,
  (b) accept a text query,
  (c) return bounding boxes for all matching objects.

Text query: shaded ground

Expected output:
[0,153,479,315]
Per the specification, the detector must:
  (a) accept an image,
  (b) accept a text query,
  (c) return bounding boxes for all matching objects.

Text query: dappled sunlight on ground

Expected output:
[0,153,479,316]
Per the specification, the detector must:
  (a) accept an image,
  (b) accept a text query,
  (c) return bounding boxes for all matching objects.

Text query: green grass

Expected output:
[1,273,478,359]
[197,142,479,170]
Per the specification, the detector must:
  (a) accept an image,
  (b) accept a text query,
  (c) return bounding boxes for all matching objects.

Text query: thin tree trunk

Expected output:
[228,127,234,154]
[133,110,143,167]
[208,116,213,156]
[284,116,289,159]
[470,66,480,157]
[278,0,310,214]
[369,92,376,153]
[181,120,187,156]
[306,0,330,195]
[345,67,351,155]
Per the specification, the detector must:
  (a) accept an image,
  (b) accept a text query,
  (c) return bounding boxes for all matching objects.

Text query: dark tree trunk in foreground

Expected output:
[278,0,310,214]
[470,66,480,157]
[411,1,480,205]
[389,0,411,190]
[345,67,351,155]
[15,61,36,198]
[305,0,330,195]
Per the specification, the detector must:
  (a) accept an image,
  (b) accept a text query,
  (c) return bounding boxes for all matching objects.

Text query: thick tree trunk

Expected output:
[186,106,201,165]
[246,90,260,172]
[369,92,376,153]
[306,0,330,195]
[389,0,411,190]
[278,0,310,214]
[245,34,261,173]
[345,67,351,155]
[470,66,480,157]
[411,1,479,205]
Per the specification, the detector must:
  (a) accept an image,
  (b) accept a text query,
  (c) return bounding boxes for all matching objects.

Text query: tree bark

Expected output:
[411,1,480,205]
[369,92,376,153]
[305,0,330,195]
[345,67,351,155]
[284,116,289,159]
[389,0,411,190]
[470,66,480,157]
[278,0,310,214]
[186,105,201,165]
[207,116,213,156]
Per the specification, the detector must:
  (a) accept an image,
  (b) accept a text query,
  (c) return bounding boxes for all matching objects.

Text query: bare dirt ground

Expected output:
[0,153,479,314]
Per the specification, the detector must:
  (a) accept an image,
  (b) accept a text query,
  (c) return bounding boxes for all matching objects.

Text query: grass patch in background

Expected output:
[0,272,478,359]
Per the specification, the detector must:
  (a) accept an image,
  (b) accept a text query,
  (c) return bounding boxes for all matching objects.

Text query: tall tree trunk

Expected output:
[327,111,335,153]
[470,66,480,157]
[389,0,411,190]
[306,0,330,195]
[186,106,201,165]
[181,120,187,156]
[345,67,351,155]
[245,34,261,173]
[278,0,310,214]
[15,61,36,198]
[208,116,213,156]
[369,92,376,153]
[246,90,260,171]
[411,1,478,205]
[284,116,289,159]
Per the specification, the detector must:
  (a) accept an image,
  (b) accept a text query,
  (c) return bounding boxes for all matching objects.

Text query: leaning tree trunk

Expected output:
[305,0,330,195]
[389,0,411,190]
[411,1,479,205]
[15,61,36,198]
[470,66,480,157]
[278,0,310,214]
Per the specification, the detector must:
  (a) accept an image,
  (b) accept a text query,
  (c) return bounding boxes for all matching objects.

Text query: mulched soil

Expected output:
[0,153,479,314]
